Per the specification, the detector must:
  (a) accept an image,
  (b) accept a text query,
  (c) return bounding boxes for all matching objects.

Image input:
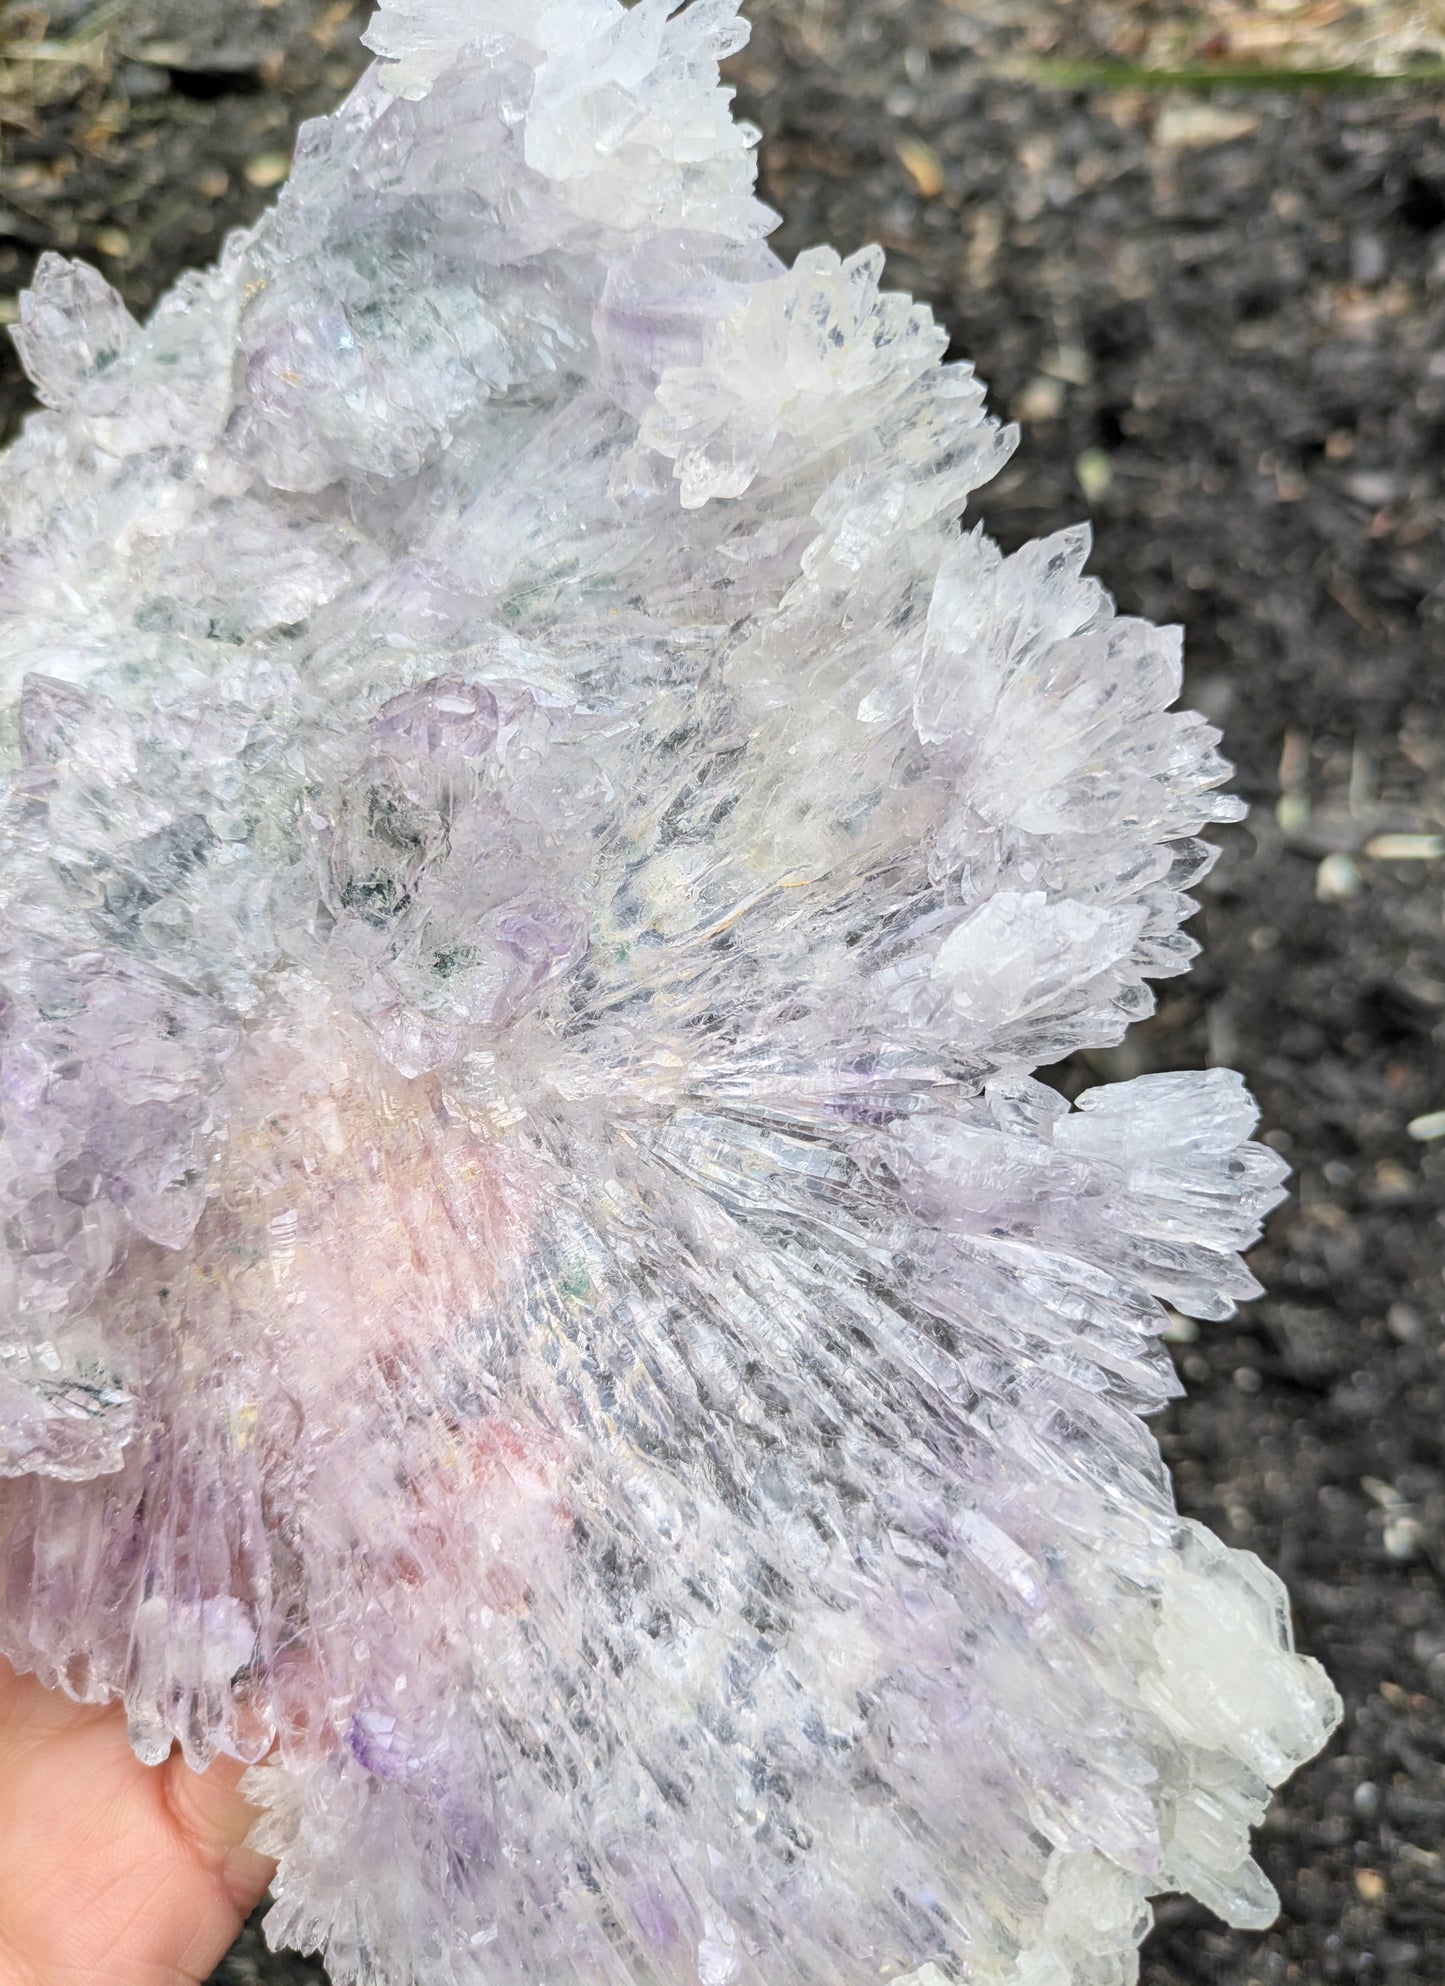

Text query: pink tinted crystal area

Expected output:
[0,4,1338,1983]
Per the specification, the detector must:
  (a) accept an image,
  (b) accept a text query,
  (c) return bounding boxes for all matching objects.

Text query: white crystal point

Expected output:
[10,251,140,411]
[0,1,1339,1982]
[640,244,950,505]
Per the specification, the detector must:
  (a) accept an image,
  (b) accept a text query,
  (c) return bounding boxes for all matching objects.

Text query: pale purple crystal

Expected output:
[0,4,1339,1983]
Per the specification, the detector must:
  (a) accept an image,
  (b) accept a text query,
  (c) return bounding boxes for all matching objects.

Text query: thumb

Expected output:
[161,1746,278,1921]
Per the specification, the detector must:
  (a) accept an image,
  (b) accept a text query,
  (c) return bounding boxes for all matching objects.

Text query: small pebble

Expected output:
[1015,375,1064,422]
[1383,1515,1425,1561]
[1351,230,1388,286]
[1275,790,1310,837]
[1406,1109,1445,1142]
[1344,469,1402,507]
[1161,1309,1198,1345]
[1386,1302,1421,1343]
[1316,852,1360,901]
[1075,448,1112,502]
[244,152,293,190]
[1373,1159,1412,1199]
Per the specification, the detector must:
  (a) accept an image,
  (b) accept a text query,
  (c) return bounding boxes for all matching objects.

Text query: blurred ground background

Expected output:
[1,2,1443,1982]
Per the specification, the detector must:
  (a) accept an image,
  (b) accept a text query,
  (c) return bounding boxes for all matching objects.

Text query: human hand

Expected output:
[0,1656,274,1986]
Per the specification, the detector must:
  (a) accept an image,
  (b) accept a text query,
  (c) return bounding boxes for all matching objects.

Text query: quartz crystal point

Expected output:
[0,4,1340,1982]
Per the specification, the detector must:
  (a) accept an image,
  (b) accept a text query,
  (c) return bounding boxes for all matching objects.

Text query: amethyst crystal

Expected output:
[0,4,1339,1982]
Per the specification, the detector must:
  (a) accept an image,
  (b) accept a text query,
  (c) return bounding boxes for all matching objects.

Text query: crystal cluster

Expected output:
[0,4,1339,1983]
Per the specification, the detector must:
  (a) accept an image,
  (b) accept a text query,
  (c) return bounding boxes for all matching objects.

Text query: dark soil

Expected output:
[2,5,1442,1984]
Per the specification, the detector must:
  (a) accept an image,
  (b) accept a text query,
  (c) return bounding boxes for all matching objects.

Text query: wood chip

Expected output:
[896,137,944,198]
[1155,102,1261,151]
[1363,833,1444,860]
